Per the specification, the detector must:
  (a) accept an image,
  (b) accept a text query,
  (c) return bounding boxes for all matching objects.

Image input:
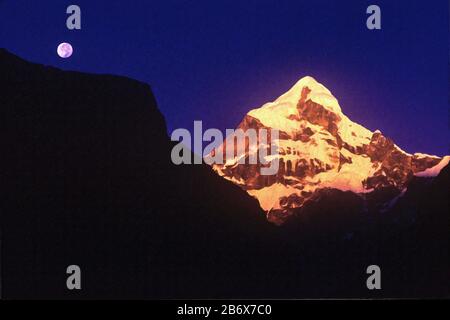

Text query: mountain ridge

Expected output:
[1,48,275,298]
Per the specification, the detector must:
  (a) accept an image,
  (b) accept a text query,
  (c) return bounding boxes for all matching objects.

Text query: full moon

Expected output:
[57,42,73,58]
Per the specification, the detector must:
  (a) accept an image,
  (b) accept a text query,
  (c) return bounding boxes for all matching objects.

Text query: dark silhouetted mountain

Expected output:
[1,49,448,299]
[0,48,275,299]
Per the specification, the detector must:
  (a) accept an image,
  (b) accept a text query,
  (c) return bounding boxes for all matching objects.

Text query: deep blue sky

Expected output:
[1,0,448,156]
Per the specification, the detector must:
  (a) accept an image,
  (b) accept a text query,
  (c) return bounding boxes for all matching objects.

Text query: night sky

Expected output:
[1,0,448,156]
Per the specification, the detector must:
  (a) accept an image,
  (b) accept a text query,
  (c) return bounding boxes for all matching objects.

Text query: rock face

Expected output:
[210,76,448,224]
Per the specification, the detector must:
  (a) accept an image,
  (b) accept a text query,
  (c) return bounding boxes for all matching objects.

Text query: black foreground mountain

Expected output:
[1,49,449,299]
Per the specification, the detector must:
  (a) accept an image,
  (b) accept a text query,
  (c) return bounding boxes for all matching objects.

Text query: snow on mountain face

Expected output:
[414,156,450,177]
[209,76,446,225]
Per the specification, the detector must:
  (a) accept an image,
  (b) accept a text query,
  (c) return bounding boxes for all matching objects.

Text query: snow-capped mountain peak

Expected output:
[209,77,447,224]
[273,76,342,114]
